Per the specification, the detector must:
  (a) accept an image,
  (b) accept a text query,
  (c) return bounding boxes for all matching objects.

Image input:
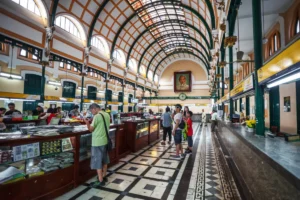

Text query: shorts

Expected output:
[187,136,193,147]
[90,146,110,170]
[174,130,182,145]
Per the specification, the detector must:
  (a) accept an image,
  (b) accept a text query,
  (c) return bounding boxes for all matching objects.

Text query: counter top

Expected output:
[122,118,160,124]
[0,123,123,146]
[219,121,300,182]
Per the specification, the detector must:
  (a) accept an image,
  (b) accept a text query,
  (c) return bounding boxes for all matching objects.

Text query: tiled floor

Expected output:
[55,123,241,200]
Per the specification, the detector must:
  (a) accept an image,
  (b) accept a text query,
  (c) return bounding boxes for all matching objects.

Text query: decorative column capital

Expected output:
[224,36,237,47]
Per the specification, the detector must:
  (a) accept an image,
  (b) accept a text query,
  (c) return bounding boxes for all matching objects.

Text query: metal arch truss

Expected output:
[153,51,208,80]
[109,0,214,64]
[87,0,110,46]
[144,36,211,78]
[149,46,209,77]
[50,0,59,26]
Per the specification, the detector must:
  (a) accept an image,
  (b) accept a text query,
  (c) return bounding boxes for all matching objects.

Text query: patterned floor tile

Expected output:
[144,167,176,180]
[154,158,180,169]
[117,163,149,176]
[104,174,136,191]
[120,154,136,162]
[130,156,157,165]
[129,178,168,199]
[141,150,164,158]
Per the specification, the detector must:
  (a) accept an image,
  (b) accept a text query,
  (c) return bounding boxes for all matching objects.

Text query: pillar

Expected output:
[239,98,242,112]
[133,87,136,112]
[229,46,234,119]
[80,75,84,112]
[252,0,265,136]
[105,80,108,109]
[40,64,46,102]
[246,96,250,116]
[217,62,220,99]
[121,85,125,112]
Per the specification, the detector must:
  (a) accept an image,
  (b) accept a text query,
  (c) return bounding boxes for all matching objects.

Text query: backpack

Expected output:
[179,118,185,129]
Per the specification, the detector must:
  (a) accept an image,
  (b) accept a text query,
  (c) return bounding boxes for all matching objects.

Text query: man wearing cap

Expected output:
[172,104,184,158]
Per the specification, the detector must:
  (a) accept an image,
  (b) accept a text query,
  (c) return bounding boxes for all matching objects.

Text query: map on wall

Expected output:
[174,71,192,92]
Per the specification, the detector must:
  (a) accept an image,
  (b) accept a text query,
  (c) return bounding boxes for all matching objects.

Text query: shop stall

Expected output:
[0,123,128,200]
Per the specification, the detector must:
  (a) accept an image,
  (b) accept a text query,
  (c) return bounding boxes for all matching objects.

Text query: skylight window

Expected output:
[11,0,41,16]
[55,16,81,38]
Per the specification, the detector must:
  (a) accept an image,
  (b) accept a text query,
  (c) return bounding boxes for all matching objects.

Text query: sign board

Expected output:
[258,39,300,83]
[0,92,40,100]
[230,74,254,97]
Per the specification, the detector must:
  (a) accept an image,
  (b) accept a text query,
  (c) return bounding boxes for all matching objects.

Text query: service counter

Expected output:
[0,123,129,200]
[216,121,300,199]
[123,118,160,152]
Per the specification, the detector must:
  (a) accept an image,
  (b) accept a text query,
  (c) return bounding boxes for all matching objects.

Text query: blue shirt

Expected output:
[162,112,172,127]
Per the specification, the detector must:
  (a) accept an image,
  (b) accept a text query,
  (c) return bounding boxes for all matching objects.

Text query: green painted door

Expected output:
[62,103,75,112]
[106,90,112,102]
[62,82,76,98]
[296,81,300,135]
[269,86,280,131]
[23,74,42,112]
[87,86,97,100]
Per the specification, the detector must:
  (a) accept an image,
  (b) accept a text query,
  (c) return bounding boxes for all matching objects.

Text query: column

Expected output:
[121,84,125,112]
[133,87,136,112]
[80,75,84,112]
[239,98,242,112]
[246,96,250,116]
[40,64,46,102]
[217,62,220,99]
[229,45,234,120]
[105,80,108,109]
[150,92,152,104]
[252,0,265,136]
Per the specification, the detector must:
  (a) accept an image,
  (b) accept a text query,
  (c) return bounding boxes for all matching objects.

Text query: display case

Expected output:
[124,119,160,152]
[149,120,159,143]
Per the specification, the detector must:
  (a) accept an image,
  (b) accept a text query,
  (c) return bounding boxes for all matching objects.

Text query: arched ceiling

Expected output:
[52,0,218,79]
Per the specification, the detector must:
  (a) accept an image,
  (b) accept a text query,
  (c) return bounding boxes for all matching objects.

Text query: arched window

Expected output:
[148,70,153,81]
[113,49,126,65]
[128,59,137,72]
[154,74,158,83]
[140,65,146,77]
[11,0,41,16]
[91,36,109,55]
[55,16,81,39]
[273,34,278,52]
[296,18,300,35]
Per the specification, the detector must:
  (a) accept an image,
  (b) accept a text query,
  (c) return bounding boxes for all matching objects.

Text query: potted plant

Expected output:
[246,120,256,132]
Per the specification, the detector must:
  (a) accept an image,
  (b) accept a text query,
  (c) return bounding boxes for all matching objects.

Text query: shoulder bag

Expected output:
[99,113,113,151]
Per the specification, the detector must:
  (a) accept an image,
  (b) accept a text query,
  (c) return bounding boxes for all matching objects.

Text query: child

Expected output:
[185,111,193,154]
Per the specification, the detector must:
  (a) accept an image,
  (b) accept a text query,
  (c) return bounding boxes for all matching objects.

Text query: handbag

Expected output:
[99,113,113,151]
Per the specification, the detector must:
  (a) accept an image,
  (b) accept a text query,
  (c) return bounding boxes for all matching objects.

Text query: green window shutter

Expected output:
[62,81,76,98]
[62,103,75,112]
[107,90,112,101]
[118,92,123,102]
[269,86,280,131]
[24,74,42,95]
[128,94,133,103]
[87,86,97,100]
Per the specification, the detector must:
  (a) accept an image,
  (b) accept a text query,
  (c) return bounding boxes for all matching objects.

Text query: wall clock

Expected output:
[179,93,187,101]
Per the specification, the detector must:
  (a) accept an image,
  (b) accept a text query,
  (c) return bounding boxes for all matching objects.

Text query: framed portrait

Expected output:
[283,96,291,112]
[174,71,192,92]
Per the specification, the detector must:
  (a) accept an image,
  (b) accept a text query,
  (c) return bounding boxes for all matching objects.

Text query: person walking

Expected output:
[84,103,110,187]
[161,107,172,145]
[211,109,218,133]
[201,109,206,126]
[172,104,184,158]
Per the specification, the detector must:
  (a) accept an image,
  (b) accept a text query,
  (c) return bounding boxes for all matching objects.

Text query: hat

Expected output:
[174,104,182,109]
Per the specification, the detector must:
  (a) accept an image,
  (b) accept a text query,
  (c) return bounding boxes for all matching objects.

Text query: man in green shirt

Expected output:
[84,103,110,187]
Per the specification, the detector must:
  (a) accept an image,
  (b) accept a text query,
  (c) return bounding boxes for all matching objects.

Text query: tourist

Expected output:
[84,103,110,187]
[149,109,154,115]
[185,111,193,154]
[161,107,172,145]
[0,108,6,117]
[201,109,206,126]
[183,106,189,118]
[4,103,22,115]
[211,109,218,132]
[172,104,183,158]
[70,105,80,117]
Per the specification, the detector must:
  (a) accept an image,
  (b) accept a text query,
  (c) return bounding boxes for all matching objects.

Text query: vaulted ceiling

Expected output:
[51,0,225,79]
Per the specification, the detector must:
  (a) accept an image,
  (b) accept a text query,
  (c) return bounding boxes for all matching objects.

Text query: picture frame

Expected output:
[174,71,192,92]
[283,96,291,112]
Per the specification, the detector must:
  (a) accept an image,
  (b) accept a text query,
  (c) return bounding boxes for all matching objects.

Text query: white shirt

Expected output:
[211,112,218,121]
[173,113,182,130]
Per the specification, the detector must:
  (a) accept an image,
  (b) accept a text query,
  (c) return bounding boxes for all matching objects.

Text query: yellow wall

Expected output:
[280,82,297,134]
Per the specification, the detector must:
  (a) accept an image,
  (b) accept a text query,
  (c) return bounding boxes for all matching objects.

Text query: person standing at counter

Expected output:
[5,103,21,115]
[211,110,218,133]
[70,105,80,117]
[32,105,45,118]
[172,104,183,158]
[0,108,6,117]
[84,103,110,187]
[161,107,172,145]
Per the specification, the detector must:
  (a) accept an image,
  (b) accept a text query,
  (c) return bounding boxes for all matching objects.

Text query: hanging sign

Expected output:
[258,39,300,83]
[0,34,42,58]
[49,53,82,71]
[230,74,254,97]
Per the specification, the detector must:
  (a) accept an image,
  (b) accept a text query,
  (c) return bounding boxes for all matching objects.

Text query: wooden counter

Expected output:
[0,123,129,200]
[123,118,160,152]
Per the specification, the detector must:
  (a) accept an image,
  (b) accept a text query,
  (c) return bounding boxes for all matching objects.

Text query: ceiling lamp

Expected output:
[0,72,22,80]
[215,0,225,11]
[48,81,61,86]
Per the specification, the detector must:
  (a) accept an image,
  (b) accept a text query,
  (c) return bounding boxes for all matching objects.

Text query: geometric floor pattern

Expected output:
[55,123,241,200]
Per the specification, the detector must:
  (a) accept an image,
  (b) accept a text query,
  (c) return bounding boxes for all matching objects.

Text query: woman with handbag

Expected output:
[84,103,111,187]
